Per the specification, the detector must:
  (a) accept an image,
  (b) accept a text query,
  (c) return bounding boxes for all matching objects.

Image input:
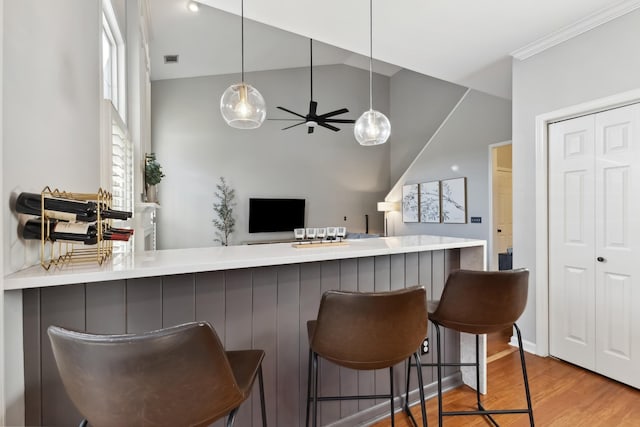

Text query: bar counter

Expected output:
[5,235,486,426]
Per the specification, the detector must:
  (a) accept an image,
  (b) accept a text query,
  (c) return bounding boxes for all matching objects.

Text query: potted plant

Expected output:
[145,153,165,203]
[212,177,236,246]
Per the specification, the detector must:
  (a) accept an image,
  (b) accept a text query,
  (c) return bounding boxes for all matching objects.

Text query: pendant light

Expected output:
[354,0,390,145]
[220,0,266,129]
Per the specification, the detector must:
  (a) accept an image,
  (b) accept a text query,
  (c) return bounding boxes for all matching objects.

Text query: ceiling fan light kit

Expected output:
[354,0,390,146]
[220,0,266,129]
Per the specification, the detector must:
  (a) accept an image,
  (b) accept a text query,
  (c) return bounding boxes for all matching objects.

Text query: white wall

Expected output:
[0,0,5,421]
[386,89,511,242]
[152,64,390,248]
[389,70,467,185]
[512,9,640,345]
[3,0,101,273]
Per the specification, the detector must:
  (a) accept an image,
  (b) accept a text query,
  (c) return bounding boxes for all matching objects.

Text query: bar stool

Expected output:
[410,269,534,426]
[306,286,429,427]
[48,321,267,427]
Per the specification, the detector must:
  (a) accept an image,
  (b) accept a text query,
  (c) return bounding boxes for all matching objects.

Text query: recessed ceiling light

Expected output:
[187,1,199,12]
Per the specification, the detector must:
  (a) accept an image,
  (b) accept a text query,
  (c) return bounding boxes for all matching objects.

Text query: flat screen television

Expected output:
[249,198,305,233]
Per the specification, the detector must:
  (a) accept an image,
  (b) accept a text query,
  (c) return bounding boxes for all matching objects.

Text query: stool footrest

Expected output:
[311,394,391,402]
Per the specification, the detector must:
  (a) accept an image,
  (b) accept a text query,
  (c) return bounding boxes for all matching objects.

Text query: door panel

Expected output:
[549,115,596,370]
[550,103,640,389]
[594,104,640,388]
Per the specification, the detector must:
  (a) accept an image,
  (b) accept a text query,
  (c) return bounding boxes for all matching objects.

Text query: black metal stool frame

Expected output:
[306,349,428,427]
[406,322,534,427]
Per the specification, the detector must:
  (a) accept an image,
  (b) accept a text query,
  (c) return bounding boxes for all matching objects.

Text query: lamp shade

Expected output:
[220,82,266,129]
[354,109,391,146]
[377,201,400,212]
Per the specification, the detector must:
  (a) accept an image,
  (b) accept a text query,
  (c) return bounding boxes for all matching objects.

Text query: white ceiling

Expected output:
[149,0,635,99]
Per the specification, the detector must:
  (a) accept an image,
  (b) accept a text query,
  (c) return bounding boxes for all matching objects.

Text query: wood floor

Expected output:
[371,350,640,426]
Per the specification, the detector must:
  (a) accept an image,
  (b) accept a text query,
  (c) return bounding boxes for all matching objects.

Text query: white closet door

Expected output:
[594,104,640,388]
[549,115,596,370]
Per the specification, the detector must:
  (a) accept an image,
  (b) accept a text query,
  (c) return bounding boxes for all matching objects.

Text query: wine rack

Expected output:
[39,186,114,270]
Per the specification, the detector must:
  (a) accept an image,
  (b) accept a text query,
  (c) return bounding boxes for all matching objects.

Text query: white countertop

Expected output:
[4,235,485,290]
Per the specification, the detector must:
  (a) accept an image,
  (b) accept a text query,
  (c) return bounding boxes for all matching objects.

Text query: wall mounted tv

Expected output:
[249,198,305,233]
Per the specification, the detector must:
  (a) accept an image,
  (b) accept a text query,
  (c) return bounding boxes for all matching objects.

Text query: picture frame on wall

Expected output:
[402,184,419,223]
[419,181,441,223]
[441,177,467,223]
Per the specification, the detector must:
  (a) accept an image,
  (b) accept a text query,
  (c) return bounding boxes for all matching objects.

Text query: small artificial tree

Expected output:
[212,177,236,246]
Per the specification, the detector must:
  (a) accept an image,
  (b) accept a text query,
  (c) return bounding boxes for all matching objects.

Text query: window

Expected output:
[101,0,132,253]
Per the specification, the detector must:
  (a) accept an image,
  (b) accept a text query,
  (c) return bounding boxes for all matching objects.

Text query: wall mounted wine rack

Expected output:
[39,186,114,270]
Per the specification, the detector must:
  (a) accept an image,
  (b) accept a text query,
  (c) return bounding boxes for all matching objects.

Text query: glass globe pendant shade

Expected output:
[220,82,266,129]
[354,109,391,146]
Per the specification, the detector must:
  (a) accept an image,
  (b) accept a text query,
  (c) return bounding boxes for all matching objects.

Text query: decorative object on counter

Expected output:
[441,177,467,223]
[213,177,236,246]
[402,184,419,223]
[420,181,441,223]
[354,0,391,146]
[144,153,165,203]
[14,187,131,270]
[377,201,400,236]
[219,0,266,129]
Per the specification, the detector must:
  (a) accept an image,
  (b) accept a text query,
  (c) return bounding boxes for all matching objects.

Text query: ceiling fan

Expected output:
[273,39,355,134]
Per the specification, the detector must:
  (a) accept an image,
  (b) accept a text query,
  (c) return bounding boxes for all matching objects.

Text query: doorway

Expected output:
[488,142,514,359]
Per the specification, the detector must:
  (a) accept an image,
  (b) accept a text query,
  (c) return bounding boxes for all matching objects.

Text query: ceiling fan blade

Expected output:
[318,108,349,119]
[282,122,305,131]
[322,118,356,124]
[308,126,314,134]
[268,118,305,121]
[309,101,318,116]
[277,106,306,119]
[318,122,340,132]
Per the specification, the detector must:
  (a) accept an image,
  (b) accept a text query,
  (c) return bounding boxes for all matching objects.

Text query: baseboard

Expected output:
[327,372,463,427]
[509,336,537,355]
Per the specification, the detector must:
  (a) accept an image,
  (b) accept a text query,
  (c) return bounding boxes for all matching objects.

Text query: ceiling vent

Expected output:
[164,55,179,64]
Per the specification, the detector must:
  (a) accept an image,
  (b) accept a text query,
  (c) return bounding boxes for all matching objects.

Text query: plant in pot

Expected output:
[145,153,165,203]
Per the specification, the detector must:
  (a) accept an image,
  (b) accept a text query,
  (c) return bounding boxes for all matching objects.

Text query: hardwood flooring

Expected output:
[371,351,640,426]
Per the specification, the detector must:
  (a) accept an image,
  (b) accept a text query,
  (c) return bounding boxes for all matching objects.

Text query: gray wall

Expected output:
[512,9,640,345]
[151,64,390,248]
[3,0,101,273]
[389,70,467,184]
[386,89,511,243]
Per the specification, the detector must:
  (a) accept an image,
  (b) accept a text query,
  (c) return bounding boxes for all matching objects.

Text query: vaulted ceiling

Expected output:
[149,0,636,99]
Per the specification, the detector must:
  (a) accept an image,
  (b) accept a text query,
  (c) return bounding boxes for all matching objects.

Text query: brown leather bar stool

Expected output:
[48,321,267,427]
[409,269,534,426]
[306,286,429,427]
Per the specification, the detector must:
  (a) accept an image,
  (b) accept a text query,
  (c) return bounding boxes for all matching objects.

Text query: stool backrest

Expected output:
[47,322,242,427]
[311,286,427,370]
[432,269,529,334]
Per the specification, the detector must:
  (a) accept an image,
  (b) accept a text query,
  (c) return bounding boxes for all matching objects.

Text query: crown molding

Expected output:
[511,0,640,60]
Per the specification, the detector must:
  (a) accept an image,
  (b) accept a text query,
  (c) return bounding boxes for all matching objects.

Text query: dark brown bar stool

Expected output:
[410,269,534,426]
[48,321,267,427]
[306,286,429,427]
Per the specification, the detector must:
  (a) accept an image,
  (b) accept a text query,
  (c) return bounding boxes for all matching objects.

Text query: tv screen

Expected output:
[249,198,305,233]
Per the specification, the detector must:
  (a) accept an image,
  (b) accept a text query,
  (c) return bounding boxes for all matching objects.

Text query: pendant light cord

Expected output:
[241,0,245,82]
[310,39,314,101]
[369,0,373,110]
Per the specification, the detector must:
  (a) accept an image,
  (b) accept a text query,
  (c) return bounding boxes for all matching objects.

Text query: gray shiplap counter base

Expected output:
[23,248,481,426]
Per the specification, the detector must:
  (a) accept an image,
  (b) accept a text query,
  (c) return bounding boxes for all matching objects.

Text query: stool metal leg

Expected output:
[227,407,239,427]
[258,365,267,427]
[515,324,535,426]
[389,366,395,427]
[413,351,428,427]
[435,323,443,427]
[305,349,313,427]
[312,352,319,427]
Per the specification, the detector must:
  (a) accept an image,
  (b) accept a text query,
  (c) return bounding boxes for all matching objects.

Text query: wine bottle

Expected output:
[22,218,98,245]
[16,192,98,222]
[102,232,131,242]
[15,192,133,222]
